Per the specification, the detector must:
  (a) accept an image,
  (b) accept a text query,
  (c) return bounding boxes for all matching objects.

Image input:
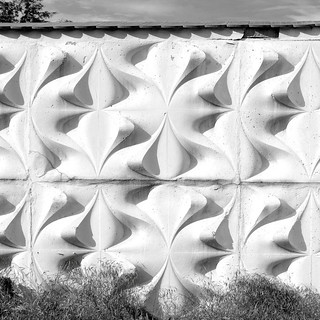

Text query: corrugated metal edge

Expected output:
[0,21,318,30]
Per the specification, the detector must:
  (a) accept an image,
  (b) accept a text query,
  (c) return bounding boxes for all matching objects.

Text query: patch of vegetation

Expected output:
[0,262,156,320]
[177,274,320,320]
[1,266,320,320]
[0,0,55,23]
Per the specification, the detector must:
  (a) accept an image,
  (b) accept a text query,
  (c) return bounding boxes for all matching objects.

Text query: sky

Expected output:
[43,0,320,23]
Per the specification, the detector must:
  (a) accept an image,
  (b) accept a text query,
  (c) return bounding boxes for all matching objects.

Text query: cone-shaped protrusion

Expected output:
[141,115,192,179]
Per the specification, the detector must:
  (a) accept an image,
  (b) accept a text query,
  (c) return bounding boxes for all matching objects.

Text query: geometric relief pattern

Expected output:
[31,183,239,314]
[106,184,239,313]
[0,45,67,180]
[242,185,320,290]
[0,183,29,275]
[32,41,243,181]
[116,41,238,181]
[32,48,134,180]
[0,51,27,179]
[241,44,320,182]
[1,30,320,315]
[31,184,129,277]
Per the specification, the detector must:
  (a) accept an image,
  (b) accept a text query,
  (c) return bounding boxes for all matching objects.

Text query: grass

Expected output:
[177,274,320,320]
[0,264,320,320]
[0,262,155,320]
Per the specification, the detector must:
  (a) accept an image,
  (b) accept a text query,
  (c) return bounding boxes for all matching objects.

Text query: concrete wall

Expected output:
[0,26,320,312]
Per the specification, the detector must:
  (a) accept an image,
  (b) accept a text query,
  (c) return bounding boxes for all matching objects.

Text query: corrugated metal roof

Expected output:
[0,21,318,30]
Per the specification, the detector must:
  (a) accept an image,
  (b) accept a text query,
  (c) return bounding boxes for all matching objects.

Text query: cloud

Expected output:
[43,0,320,22]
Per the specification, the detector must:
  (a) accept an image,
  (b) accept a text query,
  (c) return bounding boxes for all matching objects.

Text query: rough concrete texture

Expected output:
[0,26,320,313]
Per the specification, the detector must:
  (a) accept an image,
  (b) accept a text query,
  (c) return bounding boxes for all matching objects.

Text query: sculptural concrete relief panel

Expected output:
[0,26,320,314]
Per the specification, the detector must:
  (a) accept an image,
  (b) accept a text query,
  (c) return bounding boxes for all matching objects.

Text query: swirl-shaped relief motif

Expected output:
[242,186,320,289]
[0,46,67,179]
[4,42,320,183]
[106,41,240,181]
[0,51,27,178]
[241,45,320,182]
[0,184,29,276]
[32,47,134,179]
[0,40,294,182]
[31,183,239,314]
[31,41,266,181]
[32,184,129,276]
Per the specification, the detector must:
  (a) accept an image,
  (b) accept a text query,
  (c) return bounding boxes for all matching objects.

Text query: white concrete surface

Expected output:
[0,27,319,314]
